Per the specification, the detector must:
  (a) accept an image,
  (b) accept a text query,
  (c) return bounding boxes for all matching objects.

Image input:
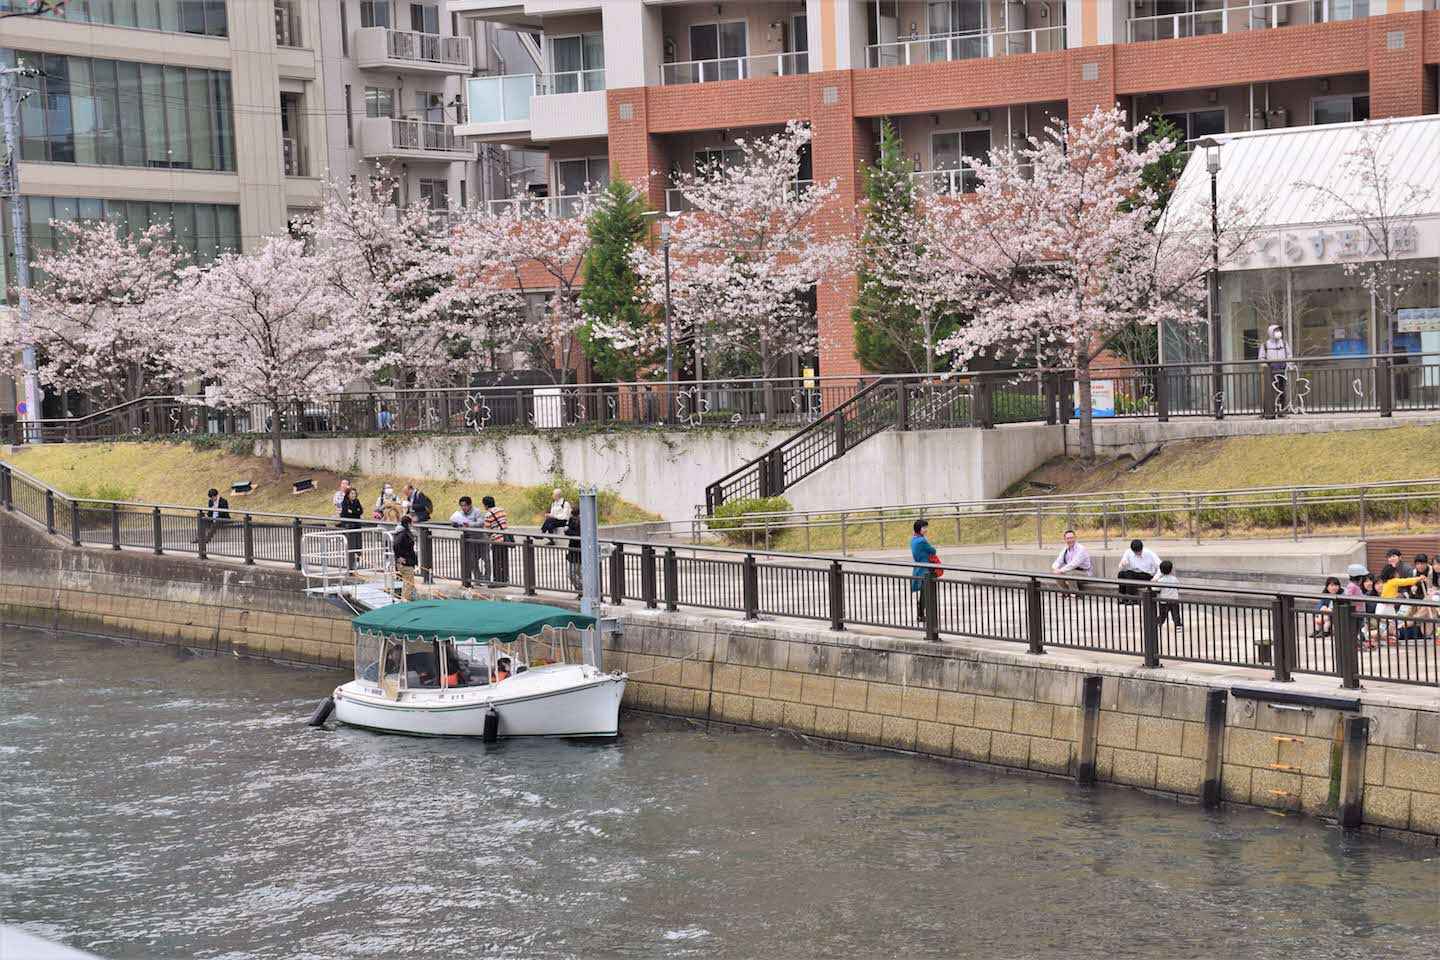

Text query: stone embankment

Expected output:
[2,508,1436,844]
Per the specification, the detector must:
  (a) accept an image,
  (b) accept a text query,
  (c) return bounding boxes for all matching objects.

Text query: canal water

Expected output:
[2,627,1437,960]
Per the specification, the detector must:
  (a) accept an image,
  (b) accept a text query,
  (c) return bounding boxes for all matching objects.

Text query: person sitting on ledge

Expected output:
[1116,539,1160,605]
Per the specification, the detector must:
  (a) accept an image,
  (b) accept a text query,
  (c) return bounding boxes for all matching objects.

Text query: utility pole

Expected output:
[578,484,603,671]
[1,65,42,438]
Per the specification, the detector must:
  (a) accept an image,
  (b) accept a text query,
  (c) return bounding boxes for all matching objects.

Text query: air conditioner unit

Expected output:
[1267,106,1290,127]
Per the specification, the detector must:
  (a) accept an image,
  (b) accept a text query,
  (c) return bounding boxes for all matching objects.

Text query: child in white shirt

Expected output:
[1152,560,1182,631]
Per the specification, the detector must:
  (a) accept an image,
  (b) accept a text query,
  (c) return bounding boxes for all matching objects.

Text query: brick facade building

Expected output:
[453,0,1440,378]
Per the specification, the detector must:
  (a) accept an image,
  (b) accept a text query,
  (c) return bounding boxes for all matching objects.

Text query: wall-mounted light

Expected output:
[913,152,921,172]
[1319,77,1330,93]
[1207,89,1218,103]
[930,113,940,126]
[975,109,991,123]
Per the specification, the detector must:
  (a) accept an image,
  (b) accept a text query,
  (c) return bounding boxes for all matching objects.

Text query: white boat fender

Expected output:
[307,696,335,727]
[482,706,500,742]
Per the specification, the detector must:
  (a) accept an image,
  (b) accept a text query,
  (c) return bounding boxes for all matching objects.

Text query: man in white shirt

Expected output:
[540,488,571,540]
[1050,529,1093,599]
[1117,538,1161,604]
[450,496,485,586]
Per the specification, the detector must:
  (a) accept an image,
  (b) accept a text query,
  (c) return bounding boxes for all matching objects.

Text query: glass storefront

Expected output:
[0,0,229,37]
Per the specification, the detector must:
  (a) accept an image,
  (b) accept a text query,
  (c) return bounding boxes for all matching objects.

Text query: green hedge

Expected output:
[707,496,794,547]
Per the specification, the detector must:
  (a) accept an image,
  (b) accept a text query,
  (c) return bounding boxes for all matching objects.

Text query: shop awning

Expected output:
[1166,114,1440,235]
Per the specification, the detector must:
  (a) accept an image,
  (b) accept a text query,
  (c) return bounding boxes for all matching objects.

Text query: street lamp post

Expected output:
[1198,137,1223,419]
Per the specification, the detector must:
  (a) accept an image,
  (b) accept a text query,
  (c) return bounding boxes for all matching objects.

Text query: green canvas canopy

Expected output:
[352,600,595,644]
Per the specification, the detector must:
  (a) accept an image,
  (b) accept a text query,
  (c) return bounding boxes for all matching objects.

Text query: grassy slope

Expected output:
[725,424,1440,554]
[0,441,657,525]
[1018,423,1440,496]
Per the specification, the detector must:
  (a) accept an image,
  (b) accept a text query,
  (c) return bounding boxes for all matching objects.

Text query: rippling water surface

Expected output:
[2,627,1438,959]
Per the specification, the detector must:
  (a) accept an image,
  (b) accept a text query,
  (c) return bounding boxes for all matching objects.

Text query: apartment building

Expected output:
[451,0,1440,377]
[0,1,560,413]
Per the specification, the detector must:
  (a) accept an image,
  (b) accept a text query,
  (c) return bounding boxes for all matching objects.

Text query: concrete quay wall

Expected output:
[2,510,1437,842]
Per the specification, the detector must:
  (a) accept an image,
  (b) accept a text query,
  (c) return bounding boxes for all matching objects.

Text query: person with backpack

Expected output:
[392,516,418,601]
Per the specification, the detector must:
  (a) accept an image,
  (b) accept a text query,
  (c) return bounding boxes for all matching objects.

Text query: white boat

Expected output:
[321,599,626,739]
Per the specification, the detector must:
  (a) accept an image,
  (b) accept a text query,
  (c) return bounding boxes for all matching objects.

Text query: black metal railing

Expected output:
[3,461,1435,690]
[12,352,1438,448]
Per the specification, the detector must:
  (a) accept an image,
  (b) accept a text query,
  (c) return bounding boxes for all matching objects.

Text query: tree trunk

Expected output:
[269,400,285,476]
[923,311,935,375]
[1076,362,1095,462]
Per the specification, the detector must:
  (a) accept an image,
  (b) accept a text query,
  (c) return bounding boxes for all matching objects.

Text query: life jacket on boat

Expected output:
[495,669,509,682]
[442,672,460,688]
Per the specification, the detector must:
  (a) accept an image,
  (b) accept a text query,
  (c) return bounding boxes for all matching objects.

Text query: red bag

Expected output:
[930,552,944,578]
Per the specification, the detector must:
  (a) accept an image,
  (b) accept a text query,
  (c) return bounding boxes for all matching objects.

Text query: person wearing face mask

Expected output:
[373,481,401,519]
[1257,324,1290,416]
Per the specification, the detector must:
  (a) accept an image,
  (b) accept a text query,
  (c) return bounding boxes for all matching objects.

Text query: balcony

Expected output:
[458,73,608,143]
[1126,1,1393,44]
[666,179,813,215]
[867,25,1066,68]
[911,165,1034,197]
[487,195,586,218]
[354,27,473,75]
[660,51,808,85]
[282,136,305,177]
[359,118,471,162]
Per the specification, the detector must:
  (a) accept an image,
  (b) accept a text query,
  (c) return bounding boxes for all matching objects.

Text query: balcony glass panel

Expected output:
[466,75,534,124]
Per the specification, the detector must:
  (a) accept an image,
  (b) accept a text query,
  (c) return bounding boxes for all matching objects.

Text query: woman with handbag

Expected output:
[910,519,941,624]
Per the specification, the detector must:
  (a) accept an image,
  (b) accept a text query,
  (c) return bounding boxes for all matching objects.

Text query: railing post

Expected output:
[974,378,995,429]
[69,498,81,546]
[757,456,771,500]
[0,464,10,510]
[110,504,120,550]
[152,507,164,555]
[1026,578,1045,655]
[641,545,657,609]
[459,534,474,588]
[1043,373,1058,425]
[768,449,785,497]
[44,490,55,534]
[741,554,759,620]
[1141,588,1161,668]
[1262,363,1278,419]
[834,410,847,456]
[417,526,433,584]
[922,570,939,642]
[242,515,254,564]
[1377,357,1393,417]
[609,542,625,605]
[195,513,207,559]
[1270,594,1294,683]
[1155,367,1170,422]
[1334,601,1360,690]
[522,537,537,595]
[292,518,303,571]
[663,547,679,612]
[895,382,910,431]
[827,560,845,630]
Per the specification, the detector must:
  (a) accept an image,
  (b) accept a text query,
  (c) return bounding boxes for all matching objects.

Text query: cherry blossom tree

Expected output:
[927,107,1256,460]
[166,237,369,475]
[1295,120,1433,349]
[452,191,599,383]
[0,219,186,409]
[596,122,852,394]
[313,173,520,388]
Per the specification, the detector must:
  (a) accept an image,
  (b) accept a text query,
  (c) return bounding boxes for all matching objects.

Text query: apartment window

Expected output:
[791,15,809,72]
[931,129,991,193]
[409,2,439,34]
[359,0,390,29]
[418,178,448,211]
[414,91,446,124]
[344,84,354,146]
[459,179,467,209]
[8,0,229,36]
[555,157,609,197]
[2,49,234,171]
[340,0,349,54]
[929,1,987,35]
[547,33,605,93]
[365,86,395,118]
[1321,1,1369,21]
[1158,109,1226,143]
[1,195,240,295]
[1312,94,1369,125]
[694,147,743,176]
[689,21,747,79]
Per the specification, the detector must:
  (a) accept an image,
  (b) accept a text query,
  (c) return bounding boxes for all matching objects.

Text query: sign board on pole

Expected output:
[1074,379,1116,418]
[15,401,26,416]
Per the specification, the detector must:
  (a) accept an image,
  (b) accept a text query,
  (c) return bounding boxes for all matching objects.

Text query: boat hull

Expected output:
[332,665,626,738]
